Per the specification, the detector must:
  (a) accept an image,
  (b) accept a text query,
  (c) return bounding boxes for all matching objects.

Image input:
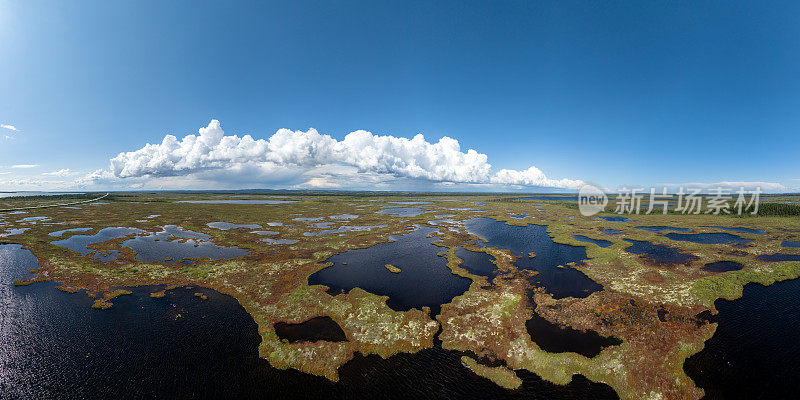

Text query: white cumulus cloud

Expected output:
[94,120,583,190]
[1,124,17,131]
[42,168,74,177]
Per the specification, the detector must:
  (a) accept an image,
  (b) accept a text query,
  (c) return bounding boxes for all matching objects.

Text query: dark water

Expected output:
[572,235,612,248]
[623,239,697,266]
[273,316,347,343]
[702,226,766,235]
[684,278,800,399]
[465,218,602,299]
[782,240,800,248]
[510,213,529,219]
[756,253,800,262]
[525,310,622,358]
[634,226,692,233]
[663,232,753,245]
[455,247,498,282]
[702,261,744,273]
[0,243,620,399]
[600,229,621,235]
[308,227,472,315]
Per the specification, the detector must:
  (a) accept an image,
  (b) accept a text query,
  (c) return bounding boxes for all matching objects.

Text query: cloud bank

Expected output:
[88,120,583,190]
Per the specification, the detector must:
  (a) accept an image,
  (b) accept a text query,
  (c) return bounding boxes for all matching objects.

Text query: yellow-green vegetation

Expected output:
[384,263,401,273]
[461,355,522,390]
[1,192,799,399]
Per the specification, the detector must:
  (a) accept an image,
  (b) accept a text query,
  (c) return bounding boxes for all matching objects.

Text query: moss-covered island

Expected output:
[2,192,799,399]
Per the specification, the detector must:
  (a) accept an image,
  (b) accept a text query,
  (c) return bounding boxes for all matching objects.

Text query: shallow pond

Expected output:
[207,222,262,230]
[526,309,622,358]
[702,261,744,272]
[48,227,93,237]
[376,207,428,217]
[756,253,800,262]
[702,226,766,235]
[303,225,386,236]
[623,239,697,266]
[308,226,471,315]
[464,218,602,298]
[261,238,298,245]
[121,233,248,264]
[597,216,631,222]
[600,229,621,235]
[781,240,800,248]
[52,227,146,255]
[663,232,753,245]
[273,316,348,343]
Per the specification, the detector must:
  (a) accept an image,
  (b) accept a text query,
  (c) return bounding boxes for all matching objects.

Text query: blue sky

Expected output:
[1,1,798,192]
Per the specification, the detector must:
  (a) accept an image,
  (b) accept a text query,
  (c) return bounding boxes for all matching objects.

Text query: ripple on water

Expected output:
[684,278,800,398]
